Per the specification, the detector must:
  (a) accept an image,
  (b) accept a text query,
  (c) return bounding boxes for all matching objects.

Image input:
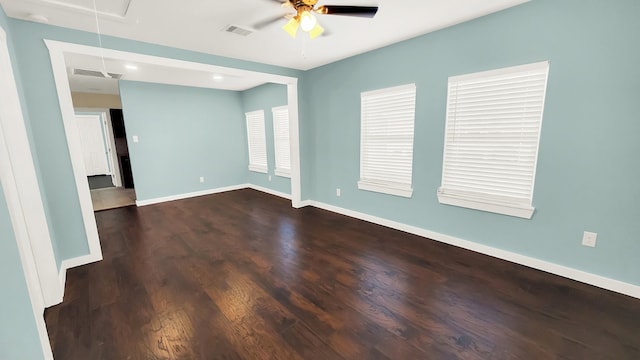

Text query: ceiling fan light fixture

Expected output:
[282,17,300,38]
[309,23,324,39]
[299,11,317,32]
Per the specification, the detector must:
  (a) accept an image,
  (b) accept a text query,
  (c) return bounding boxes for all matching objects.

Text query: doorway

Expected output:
[88,108,136,211]
[76,113,112,183]
[46,40,302,279]
[75,108,137,211]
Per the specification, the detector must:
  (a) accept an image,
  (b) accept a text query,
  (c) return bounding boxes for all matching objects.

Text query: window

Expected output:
[359,83,416,198]
[438,61,550,219]
[272,106,291,177]
[245,110,268,173]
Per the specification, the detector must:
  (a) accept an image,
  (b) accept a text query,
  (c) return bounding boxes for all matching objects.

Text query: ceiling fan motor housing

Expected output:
[300,0,318,7]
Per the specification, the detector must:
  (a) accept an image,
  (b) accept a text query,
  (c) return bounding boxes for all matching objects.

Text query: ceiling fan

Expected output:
[260,0,378,39]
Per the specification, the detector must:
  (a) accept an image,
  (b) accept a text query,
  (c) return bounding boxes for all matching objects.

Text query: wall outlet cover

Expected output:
[582,231,597,247]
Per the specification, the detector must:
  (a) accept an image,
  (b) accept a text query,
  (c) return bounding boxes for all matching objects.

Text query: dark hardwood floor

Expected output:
[45,189,640,359]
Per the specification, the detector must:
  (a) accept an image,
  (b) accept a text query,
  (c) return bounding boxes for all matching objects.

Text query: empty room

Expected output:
[1,0,639,359]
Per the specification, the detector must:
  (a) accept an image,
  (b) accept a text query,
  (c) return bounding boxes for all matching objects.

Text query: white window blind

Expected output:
[358,83,416,198]
[438,61,550,219]
[245,110,268,173]
[272,106,291,178]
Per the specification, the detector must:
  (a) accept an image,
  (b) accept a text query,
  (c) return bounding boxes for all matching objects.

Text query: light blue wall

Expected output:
[297,76,315,201]
[119,81,248,201]
[1,10,61,269]
[240,83,291,194]
[1,9,47,359]
[0,181,45,360]
[120,81,292,200]
[302,0,640,285]
[8,18,302,266]
[3,0,639,316]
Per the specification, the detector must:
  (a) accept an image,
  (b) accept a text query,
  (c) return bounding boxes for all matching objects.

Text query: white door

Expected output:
[76,114,110,176]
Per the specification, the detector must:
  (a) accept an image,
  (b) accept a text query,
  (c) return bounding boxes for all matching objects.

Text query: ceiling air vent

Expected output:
[223,25,253,37]
[73,68,123,80]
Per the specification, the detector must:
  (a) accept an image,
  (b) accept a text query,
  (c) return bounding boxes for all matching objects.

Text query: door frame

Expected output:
[0,117,54,360]
[45,40,303,291]
[0,26,55,359]
[76,109,122,187]
[75,113,111,176]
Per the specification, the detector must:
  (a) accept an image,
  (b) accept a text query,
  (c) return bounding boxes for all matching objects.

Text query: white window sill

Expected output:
[358,180,413,198]
[437,192,534,219]
[248,164,268,174]
[275,168,291,178]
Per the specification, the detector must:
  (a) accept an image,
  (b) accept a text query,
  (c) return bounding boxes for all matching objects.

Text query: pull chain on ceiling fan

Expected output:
[274,0,378,39]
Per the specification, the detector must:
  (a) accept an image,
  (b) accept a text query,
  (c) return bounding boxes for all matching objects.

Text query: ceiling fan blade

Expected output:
[263,0,292,7]
[315,5,378,18]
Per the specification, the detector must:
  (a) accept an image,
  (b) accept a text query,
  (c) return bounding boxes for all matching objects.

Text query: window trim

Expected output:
[437,61,550,219]
[272,105,291,178]
[274,168,290,178]
[358,83,416,198]
[437,191,535,219]
[357,180,413,198]
[245,110,268,174]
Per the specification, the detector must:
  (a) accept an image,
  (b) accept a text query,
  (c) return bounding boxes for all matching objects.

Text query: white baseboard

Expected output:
[54,187,256,305]
[54,252,103,306]
[58,185,640,305]
[247,184,291,200]
[306,200,640,300]
[136,183,293,207]
[296,200,313,208]
[135,184,248,206]
[53,183,291,304]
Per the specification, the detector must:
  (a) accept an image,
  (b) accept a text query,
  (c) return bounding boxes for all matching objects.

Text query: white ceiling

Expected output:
[1,0,529,71]
[4,0,528,95]
[65,52,270,94]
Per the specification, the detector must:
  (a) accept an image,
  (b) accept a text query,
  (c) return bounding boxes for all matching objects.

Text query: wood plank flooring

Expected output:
[45,189,640,359]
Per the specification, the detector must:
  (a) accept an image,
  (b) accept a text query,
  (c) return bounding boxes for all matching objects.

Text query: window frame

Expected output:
[437,61,550,219]
[358,83,417,198]
[272,105,291,178]
[245,110,268,174]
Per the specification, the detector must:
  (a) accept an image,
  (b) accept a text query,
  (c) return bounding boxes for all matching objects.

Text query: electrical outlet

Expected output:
[269,175,272,181]
[199,177,204,183]
[336,188,341,197]
[132,135,139,143]
[582,231,597,247]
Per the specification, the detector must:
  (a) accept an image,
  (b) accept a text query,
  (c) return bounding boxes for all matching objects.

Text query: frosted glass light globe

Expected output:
[300,11,317,32]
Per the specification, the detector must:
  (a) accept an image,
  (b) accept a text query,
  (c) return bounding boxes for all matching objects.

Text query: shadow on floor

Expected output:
[88,175,114,190]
